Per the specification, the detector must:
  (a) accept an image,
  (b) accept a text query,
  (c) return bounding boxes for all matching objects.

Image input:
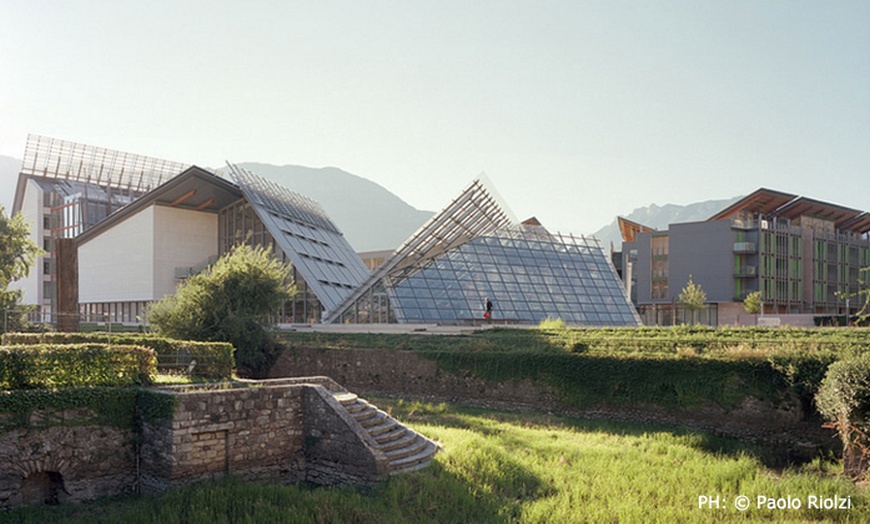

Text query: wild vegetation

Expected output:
[4,399,867,523]
[148,244,293,374]
[817,353,870,479]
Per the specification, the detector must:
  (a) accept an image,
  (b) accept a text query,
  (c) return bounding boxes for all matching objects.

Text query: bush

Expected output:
[816,353,870,478]
[0,344,156,389]
[2,333,234,378]
[538,317,566,330]
[148,245,292,375]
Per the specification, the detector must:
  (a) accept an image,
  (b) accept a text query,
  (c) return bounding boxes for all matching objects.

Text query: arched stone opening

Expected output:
[18,471,67,506]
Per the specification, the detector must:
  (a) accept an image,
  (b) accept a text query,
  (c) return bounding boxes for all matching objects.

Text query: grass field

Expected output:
[3,398,867,524]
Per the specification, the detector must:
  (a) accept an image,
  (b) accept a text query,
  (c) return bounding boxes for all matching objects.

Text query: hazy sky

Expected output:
[1,1,868,234]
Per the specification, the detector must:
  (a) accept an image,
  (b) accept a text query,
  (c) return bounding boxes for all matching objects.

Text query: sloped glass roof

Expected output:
[326,177,640,326]
[227,163,370,315]
[21,134,188,193]
[390,228,640,326]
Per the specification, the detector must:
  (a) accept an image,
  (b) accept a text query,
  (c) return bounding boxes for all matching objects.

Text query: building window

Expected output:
[43,237,51,252]
[43,260,51,275]
[43,215,51,229]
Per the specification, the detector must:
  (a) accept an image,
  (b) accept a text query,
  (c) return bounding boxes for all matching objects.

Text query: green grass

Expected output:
[277,325,870,357]
[4,399,867,523]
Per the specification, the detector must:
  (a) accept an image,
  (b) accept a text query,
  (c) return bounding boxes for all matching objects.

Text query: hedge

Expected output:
[0,344,156,389]
[0,387,178,433]
[2,333,234,378]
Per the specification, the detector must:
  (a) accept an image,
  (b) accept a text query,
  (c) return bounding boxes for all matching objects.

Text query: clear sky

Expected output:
[1,1,868,234]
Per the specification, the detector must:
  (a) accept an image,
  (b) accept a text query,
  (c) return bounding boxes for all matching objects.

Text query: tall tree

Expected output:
[0,206,43,333]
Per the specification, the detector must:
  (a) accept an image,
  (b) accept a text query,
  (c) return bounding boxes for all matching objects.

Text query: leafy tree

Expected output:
[148,244,294,374]
[1,206,43,333]
[743,290,762,314]
[816,353,870,479]
[678,275,707,324]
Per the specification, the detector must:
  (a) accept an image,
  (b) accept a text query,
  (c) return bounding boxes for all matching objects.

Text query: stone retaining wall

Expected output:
[2,377,388,508]
[0,410,135,507]
[269,347,835,455]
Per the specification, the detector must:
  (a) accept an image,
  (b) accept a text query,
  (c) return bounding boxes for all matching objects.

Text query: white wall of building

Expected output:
[152,205,218,299]
[79,206,156,303]
[8,179,44,306]
[78,204,218,304]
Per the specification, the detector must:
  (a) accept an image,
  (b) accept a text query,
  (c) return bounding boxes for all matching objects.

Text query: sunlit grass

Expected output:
[5,399,867,523]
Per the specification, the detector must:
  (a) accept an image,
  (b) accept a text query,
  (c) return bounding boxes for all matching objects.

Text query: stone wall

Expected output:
[269,347,835,455]
[2,377,390,508]
[140,377,386,495]
[0,408,135,507]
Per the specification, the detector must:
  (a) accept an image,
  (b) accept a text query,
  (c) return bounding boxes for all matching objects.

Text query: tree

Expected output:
[1,206,43,333]
[836,267,870,326]
[148,244,294,374]
[816,353,870,479]
[678,275,707,325]
[743,290,762,315]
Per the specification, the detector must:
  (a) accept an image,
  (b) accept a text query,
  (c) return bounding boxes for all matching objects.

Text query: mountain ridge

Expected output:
[592,196,744,251]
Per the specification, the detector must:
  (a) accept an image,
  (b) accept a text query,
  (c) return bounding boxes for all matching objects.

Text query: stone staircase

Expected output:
[333,392,439,474]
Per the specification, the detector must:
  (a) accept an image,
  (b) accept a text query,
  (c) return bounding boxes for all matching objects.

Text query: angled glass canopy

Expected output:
[326,177,640,326]
[226,163,370,316]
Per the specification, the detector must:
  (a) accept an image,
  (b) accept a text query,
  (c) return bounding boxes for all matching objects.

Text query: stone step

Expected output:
[332,392,439,475]
[366,418,399,437]
[389,440,438,473]
[359,411,388,429]
[344,400,369,414]
[384,435,428,461]
[333,392,358,406]
[352,406,379,422]
[379,430,419,452]
[373,425,407,445]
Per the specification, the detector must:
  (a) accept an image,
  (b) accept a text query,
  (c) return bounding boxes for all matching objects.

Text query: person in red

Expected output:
[484,297,493,320]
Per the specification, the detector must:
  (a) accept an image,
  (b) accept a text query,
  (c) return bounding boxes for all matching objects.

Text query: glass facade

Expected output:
[387,229,639,325]
[330,177,639,326]
[218,198,324,324]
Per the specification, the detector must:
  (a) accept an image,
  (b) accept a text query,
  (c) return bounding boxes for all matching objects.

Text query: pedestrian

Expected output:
[484,297,493,320]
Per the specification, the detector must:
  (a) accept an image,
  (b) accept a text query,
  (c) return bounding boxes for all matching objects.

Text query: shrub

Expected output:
[538,317,566,330]
[2,333,234,379]
[148,245,293,375]
[816,353,870,479]
[0,344,156,389]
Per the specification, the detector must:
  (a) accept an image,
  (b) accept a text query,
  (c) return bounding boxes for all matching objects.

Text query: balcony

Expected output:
[734,266,757,278]
[731,218,757,230]
[733,242,756,254]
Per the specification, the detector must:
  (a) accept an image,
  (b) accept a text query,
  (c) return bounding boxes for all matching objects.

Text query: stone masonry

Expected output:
[0,409,135,507]
[2,376,427,508]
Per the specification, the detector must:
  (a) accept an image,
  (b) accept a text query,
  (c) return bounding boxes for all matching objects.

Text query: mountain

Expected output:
[0,156,21,213]
[592,196,743,251]
[230,163,433,252]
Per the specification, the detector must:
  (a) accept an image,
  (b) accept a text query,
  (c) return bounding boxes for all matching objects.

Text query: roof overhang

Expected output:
[617,216,657,243]
[76,166,242,246]
[708,188,796,221]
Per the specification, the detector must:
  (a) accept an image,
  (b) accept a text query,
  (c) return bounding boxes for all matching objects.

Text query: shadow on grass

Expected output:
[0,455,523,524]
[380,396,818,471]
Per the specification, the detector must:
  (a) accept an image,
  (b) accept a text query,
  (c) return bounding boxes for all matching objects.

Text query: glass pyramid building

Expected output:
[325,178,640,326]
